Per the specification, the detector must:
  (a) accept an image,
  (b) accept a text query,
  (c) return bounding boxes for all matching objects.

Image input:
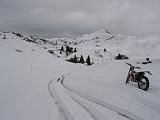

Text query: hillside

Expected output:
[1,31,160,120]
[1,30,160,65]
[47,29,160,64]
[70,29,160,60]
[0,32,81,120]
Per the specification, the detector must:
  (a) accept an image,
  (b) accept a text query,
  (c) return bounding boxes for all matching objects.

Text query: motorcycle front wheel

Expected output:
[138,76,149,91]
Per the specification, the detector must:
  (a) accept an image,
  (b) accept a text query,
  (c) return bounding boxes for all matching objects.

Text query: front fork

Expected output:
[126,69,135,84]
[126,75,130,84]
[126,70,130,84]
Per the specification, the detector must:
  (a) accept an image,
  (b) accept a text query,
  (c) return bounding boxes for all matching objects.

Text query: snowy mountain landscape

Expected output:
[1,30,160,120]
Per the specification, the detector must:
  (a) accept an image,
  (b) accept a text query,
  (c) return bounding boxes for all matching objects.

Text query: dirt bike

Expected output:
[126,62,152,91]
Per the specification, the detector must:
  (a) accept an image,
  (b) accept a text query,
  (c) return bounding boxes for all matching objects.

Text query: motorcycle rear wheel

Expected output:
[138,76,149,91]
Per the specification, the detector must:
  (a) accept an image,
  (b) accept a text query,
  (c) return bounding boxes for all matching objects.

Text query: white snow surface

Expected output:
[73,30,160,59]
[48,29,160,64]
[0,32,160,120]
[0,33,81,120]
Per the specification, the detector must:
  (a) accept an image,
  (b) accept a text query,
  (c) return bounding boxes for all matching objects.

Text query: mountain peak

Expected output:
[95,29,111,34]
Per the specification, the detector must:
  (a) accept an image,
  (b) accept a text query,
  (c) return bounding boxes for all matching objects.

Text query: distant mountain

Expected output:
[71,29,160,59]
[1,30,160,65]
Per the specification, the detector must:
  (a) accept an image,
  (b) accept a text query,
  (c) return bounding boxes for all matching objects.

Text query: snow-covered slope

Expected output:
[49,60,160,120]
[47,29,160,64]
[75,29,113,42]
[0,32,81,120]
[72,29,160,59]
[1,31,160,120]
[15,29,159,64]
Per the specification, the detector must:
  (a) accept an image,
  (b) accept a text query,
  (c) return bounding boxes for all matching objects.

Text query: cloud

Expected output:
[0,0,160,37]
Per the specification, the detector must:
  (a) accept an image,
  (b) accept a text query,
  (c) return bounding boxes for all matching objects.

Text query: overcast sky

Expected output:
[0,0,160,37]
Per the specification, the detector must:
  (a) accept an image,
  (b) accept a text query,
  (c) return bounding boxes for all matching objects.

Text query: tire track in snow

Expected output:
[49,76,97,120]
[81,76,160,116]
[63,91,98,120]
[55,75,109,120]
[62,86,106,120]
[48,78,73,120]
[63,84,130,120]
[61,75,146,120]
[57,76,97,120]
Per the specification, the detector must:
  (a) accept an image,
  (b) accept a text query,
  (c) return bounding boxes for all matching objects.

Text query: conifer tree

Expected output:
[60,46,64,51]
[116,53,122,60]
[69,47,73,53]
[66,46,70,52]
[86,55,91,65]
[80,55,84,64]
[74,55,77,63]
[74,48,77,52]
[3,35,6,39]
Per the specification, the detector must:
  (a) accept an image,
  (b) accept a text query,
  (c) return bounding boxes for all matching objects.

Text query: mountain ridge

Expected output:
[1,29,160,64]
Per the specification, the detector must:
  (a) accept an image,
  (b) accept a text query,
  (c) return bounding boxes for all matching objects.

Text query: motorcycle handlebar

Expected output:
[125,62,141,69]
[136,67,141,69]
[145,71,152,75]
[126,62,131,66]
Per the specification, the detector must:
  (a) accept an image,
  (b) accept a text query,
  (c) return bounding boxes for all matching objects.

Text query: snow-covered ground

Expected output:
[48,29,160,64]
[0,33,81,120]
[72,29,160,60]
[0,31,160,120]
[62,60,160,120]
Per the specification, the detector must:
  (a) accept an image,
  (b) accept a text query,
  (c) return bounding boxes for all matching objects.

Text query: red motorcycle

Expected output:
[126,62,152,91]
